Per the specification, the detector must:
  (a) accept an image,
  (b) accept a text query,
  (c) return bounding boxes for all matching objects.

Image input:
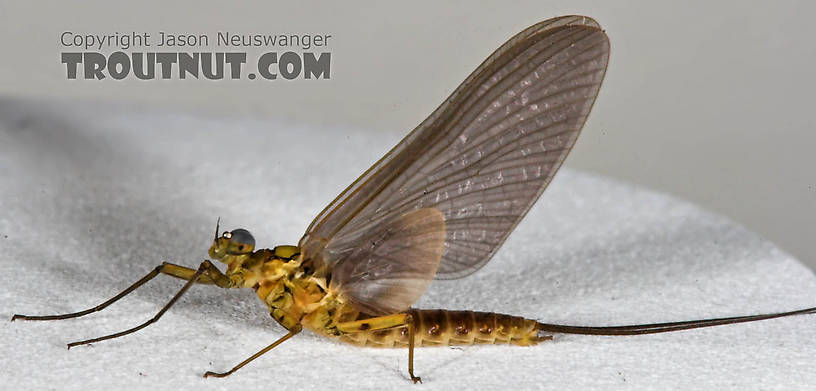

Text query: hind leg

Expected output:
[336,313,421,383]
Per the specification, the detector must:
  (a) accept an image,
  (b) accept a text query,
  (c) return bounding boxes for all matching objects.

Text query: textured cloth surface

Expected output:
[1,98,815,390]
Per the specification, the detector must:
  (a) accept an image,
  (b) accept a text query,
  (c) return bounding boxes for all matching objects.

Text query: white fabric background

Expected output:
[1,99,815,390]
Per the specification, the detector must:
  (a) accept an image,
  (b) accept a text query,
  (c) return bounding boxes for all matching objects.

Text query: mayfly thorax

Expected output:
[12,15,816,383]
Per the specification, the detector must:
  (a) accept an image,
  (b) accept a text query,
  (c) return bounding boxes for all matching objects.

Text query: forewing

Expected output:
[327,208,446,316]
[302,15,609,313]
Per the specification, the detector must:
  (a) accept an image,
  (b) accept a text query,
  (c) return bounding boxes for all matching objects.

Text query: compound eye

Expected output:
[222,231,232,239]
[229,229,255,248]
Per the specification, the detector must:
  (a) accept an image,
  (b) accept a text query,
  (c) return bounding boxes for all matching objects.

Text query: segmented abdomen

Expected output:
[338,309,547,348]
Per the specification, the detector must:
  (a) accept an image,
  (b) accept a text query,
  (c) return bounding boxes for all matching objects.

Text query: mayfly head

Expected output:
[209,227,256,262]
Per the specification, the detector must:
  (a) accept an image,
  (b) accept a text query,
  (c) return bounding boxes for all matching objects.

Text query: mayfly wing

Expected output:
[300,16,610,314]
[327,208,446,315]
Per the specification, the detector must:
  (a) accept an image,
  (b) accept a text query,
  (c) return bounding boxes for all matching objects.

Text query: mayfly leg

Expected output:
[336,312,422,383]
[203,324,302,378]
[11,262,219,322]
[203,313,420,380]
[406,312,420,384]
[12,260,235,348]
[65,260,233,348]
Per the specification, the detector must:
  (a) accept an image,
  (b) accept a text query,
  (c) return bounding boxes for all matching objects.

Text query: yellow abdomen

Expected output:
[337,309,546,348]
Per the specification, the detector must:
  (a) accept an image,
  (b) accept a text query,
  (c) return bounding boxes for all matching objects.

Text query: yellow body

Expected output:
[210,239,546,348]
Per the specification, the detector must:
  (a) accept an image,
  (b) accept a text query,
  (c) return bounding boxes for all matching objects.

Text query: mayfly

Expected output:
[12,15,816,383]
